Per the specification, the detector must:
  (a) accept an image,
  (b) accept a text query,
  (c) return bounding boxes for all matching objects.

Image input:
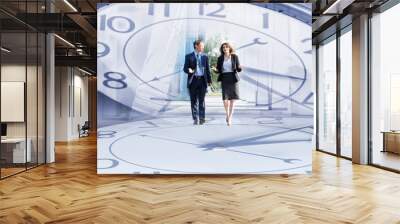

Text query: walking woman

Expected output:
[213,42,242,126]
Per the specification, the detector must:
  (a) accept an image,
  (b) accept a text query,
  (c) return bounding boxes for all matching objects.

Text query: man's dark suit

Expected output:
[183,52,212,122]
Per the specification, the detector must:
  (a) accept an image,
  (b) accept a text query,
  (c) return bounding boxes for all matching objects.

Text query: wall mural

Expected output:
[97,3,313,174]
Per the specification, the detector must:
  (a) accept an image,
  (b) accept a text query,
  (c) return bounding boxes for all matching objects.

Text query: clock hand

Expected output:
[139,132,304,164]
[236,37,268,51]
[227,149,302,164]
[139,134,200,146]
[240,75,313,111]
[138,70,181,86]
[257,120,284,125]
[243,66,304,81]
[301,92,313,105]
[138,121,159,128]
[224,125,313,145]
[202,142,302,164]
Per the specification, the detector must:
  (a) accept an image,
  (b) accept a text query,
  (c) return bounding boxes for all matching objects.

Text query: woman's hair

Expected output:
[219,42,234,55]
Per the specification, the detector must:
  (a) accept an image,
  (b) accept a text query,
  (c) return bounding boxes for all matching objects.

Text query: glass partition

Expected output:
[1,30,28,177]
[38,32,45,165]
[317,35,337,154]
[27,31,38,169]
[0,1,46,179]
[28,0,40,170]
[339,27,352,158]
[370,3,400,171]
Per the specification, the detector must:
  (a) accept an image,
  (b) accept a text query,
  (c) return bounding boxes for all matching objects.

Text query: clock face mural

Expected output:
[97,3,313,174]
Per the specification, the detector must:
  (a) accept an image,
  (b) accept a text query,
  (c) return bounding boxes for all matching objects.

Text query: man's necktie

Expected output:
[197,54,201,68]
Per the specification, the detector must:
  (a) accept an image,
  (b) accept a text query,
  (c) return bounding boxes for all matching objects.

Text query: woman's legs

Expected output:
[223,100,229,123]
[228,100,235,125]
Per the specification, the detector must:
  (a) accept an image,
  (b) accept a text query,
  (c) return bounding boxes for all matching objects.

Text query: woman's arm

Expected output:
[235,54,242,72]
[205,56,212,85]
[215,56,222,73]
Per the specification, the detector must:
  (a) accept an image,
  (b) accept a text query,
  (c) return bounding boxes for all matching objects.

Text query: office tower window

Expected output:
[371,3,400,171]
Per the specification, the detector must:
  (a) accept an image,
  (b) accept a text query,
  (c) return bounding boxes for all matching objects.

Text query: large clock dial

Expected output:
[98,3,312,115]
[121,18,309,113]
[97,3,313,174]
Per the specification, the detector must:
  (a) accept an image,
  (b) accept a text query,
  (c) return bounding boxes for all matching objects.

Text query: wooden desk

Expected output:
[1,138,31,163]
[382,131,400,154]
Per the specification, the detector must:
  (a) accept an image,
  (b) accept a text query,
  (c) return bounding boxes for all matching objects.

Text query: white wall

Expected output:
[1,63,46,164]
[1,65,41,138]
[72,73,89,138]
[55,67,89,141]
[55,66,69,141]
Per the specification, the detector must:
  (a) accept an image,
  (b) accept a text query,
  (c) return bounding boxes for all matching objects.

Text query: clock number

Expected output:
[98,158,119,169]
[148,3,170,17]
[301,38,312,54]
[99,15,135,33]
[103,72,127,89]
[98,130,117,138]
[199,3,226,18]
[97,42,110,58]
[263,13,269,29]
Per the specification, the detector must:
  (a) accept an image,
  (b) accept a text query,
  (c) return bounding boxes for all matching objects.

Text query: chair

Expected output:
[78,121,90,138]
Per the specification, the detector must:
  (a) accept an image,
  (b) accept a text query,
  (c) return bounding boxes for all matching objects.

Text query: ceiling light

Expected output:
[54,34,75,48]
[322,0,354,15]
[63,0,78,12]
[78,67,93,76]
[323,0,342,14]
[1,47,11,53]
